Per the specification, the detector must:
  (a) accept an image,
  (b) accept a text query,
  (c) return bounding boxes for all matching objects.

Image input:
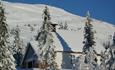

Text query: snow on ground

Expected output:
[3,1,115,54]
[2,1,115,68]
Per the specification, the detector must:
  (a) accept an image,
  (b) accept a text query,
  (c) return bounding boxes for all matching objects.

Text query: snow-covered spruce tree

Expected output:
[100,51,108,70]
[100,36,112,70]
[104,33,115,70]
[58,21,68,30]
[63,22,68,30]
[0,2,16,70]
[82,11,98,70]
[41,6,51,31]
[36,6,58,69]
[100,34,115,70]
[12,25,23,67]
[58,22,63,29]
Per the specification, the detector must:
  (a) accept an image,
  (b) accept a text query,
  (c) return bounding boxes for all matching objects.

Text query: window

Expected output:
[28,61,33,68]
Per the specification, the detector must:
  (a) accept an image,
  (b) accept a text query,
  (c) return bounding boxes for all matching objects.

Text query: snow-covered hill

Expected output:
[3,1,115,54]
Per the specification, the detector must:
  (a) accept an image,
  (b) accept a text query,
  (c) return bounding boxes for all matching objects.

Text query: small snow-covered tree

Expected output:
[12,25,23,67]
[0,1,16,70]
[100,51,108,70]
[58,21,68,30]
[106,34,115,70]
[63,22,68,30]
[59,22,63,29]
[100,33,115,70]
[82,11,98,70]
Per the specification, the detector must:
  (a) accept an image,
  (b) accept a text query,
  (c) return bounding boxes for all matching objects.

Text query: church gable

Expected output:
[21,42,39,68]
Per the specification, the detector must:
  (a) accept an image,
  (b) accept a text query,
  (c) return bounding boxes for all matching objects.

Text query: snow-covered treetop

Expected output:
[42,6,51,21]
[86,11,91,22]
[86,11,90,19]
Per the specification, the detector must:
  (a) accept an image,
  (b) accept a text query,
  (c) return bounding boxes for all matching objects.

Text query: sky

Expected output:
[5,0,115,24]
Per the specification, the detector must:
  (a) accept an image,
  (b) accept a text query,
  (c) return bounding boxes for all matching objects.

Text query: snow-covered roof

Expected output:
[30,41,40,55]
[22,41,40,62]
[52,30,83,52]
[52,30,105,54]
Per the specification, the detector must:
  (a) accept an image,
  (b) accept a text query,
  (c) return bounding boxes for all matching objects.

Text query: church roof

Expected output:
[21,41,40,63]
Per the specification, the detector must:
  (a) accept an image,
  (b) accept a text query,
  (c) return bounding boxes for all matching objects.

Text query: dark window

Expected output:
[28,61,33,68]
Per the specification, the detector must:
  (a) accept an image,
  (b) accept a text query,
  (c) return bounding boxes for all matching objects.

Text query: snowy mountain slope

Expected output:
[3,1,115,54]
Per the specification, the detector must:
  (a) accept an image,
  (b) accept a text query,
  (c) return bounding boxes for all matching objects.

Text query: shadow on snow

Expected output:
[56,32,72,69]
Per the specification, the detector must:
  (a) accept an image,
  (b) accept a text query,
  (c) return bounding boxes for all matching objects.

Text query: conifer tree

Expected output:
[100,33,115,70]
[12,25,23,67]
[41,6,51,31]
[63,22,68,30]
[59,22,63,29]
[36,6,58,69]
[100,51,108,70]
[83,11,95,53]
[0,1,16,70]
[82,11,98,70]
[106,33,115,70]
